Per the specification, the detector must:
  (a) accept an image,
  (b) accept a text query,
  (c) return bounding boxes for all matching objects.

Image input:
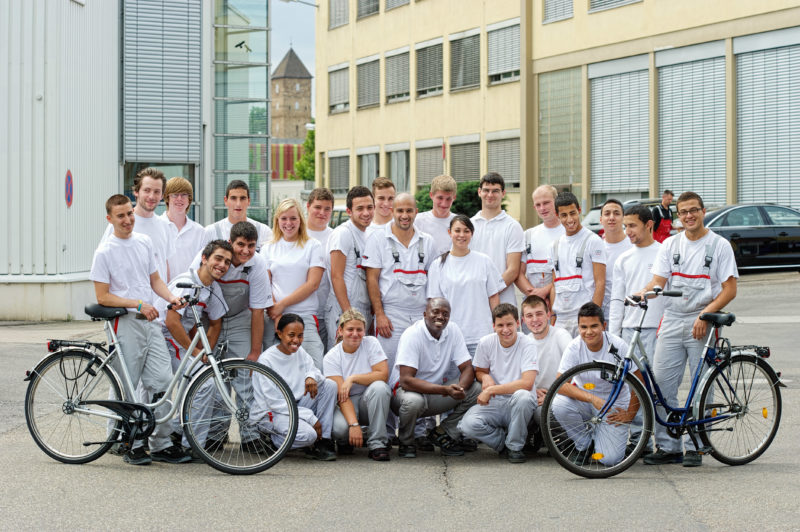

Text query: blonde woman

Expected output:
[260,198,326,368]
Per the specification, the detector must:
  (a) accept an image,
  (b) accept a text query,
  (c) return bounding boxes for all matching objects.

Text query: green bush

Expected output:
[415,180,506,218]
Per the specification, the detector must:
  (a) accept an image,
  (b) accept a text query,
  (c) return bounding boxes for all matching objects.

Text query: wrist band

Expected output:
[137,300,143,311]
[349,423,360,428]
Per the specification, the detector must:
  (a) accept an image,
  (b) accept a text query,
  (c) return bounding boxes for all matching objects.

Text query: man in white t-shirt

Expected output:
[516,185,565,308]
[160,176,206,282]
[550,191,606,337]
[458,304,538,463]
[204,180,271,251]
[367,177,396,238]
[414,174,457,256]
[306,187,335,352]
[642,191,738,468]
[600,199,633,323]
[90,194,186,466]
[390,298,481,458]
[326,186,375,346]
[550,303,633,467]
[470,172,525,306]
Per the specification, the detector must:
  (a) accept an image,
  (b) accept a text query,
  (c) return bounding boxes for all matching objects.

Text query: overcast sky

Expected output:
[272,0,317,116]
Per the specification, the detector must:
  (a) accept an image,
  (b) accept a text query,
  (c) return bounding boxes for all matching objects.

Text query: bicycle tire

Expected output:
[541,361,653,479]
[25,350,123,464]
[182,359,299,475]
[697,355,781,466]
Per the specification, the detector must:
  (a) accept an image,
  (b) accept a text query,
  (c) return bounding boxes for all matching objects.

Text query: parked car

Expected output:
[583,198,676,238]
[583,205,603,236]
[329,205,349,228]
[704,204,800,270]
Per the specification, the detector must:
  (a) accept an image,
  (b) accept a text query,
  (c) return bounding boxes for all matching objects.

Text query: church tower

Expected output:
[271,48,312,142]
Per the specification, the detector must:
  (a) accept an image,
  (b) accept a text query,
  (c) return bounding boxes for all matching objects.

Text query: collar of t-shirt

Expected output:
[421,321,451,344]
[383,219,422,247]
[473,210,508,224]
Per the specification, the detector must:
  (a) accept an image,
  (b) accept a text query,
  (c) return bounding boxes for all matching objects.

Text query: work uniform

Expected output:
[521,223,564,291]
[651,230,738,454]
[552,332,631,466]
[458,333,539,453]
[528,325,572,425]
[160,213,206,282]
[254,345,337,449]
[602,237,633,321]
[309,226,334,353]
[414,211,456,256]
[260,237,326,368]
[204,217,271,251]
[102,213,173,283]
[324,336,392,451]
[89,232,173,453]
[389,320,481,445]
[551,227,606,336]
[325,221,372,345]
[652,204,672,243]
[470,211,525,306]
[427,250,505,356]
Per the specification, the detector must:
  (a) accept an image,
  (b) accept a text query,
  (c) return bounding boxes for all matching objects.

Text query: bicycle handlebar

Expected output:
[624,287,683,306]
[168,283,203,310]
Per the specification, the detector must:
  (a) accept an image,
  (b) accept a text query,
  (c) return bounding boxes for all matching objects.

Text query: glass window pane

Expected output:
[215,0,268,27]
[123,163,195,216]
[764,206,800,226]
[215,28,268,63]
[215,101,269,135]
[214,136,269,173]
[215,63,269,99]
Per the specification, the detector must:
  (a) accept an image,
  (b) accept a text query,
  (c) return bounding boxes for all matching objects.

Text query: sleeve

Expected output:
[89,248,111,284]
[206,283,229,320]
[395,329,421,370]
[713,235,739,282]
[327,226,350,255]
[361,231,383,268]
[448,324,472,367]
[426,259,444,298]
[202,224,216,246]
[258,222,272,248]
[608,258,626,335]
[247,255,272,308]
[322,349,341,377]
[484,258,505,297]
[506,220,525,253]
[557,339,580,374]
[471,336,491,369]
[366,337,388,365]
[651,237,674,279]
[520,339,539,372]
[587,234,607,265]
[300,348,325,382]
[307,239,326,270]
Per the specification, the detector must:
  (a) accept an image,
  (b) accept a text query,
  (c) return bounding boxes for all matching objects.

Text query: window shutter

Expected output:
[416,147,442,187]
[389,150,410,192]
[450,35,480,90]
[544,0,572,23]
[416,44,443,96]
[357,60,380,108]
[488,138,520,184]
[386,0,409,10]
[450,143,480,183]
[329,156,350,193]
[589,0,640,11]
[357,0,379,18]
[386,52,410,101]
[488,25,520,78]
[538,68,582,187]
[329,0,348,28]
[359,154,379,187]
[328,68,349,112]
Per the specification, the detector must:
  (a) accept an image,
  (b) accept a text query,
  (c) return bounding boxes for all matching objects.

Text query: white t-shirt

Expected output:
[521,223,565,286]
[323,336,387,396]
[558,332,630,406]
[253,345,324,424]
[552,227,606,316]
[160,213,206,282]
[366,220,390,240]
[609,242,664,334]
[602,237,633,313]
[326,221,368,305]
[90,233,157,309]
[414,211,456,256]
[473,333,538,386]
[528,325,572,390]
[190,250,272,313]
[427,251,505,345]
[309,226,334,312]
[102,213,172,282]
[157,269,228,342]
[204,217,271,250]
[362,223,436,312]
[260,238,325,315]
[653,230,738,317]
[390,320,471,389]
[470,211,525,305]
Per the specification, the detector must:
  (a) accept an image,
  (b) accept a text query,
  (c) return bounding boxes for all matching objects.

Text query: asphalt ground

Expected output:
[1,271,798,531]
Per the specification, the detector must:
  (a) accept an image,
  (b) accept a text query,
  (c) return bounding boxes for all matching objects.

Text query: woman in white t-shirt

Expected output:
[261,198,326,368]
[323,309,392,461]
[427,214,505,357]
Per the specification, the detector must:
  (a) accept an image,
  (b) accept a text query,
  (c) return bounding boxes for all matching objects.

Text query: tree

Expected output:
[415,180,492,218]
[249,106,267,135]
[294,126,315,181]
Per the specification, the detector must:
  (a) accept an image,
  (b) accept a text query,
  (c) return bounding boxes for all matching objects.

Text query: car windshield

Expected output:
[583,208,601,226]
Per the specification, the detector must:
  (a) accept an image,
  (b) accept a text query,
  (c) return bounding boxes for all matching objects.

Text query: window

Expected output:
[328,67,349,113]
[721,207,765,227]
[357,0,379,18]
[295,83,299,91]
[589,0,642,12]
[764,206,800,226]
[359,153,379,187]
[450,142,480,183]
[294,102,299,110]
[538,68,581,190]
[386,51,410,103]
[416,146,442,187]
[487,138,520,185]
[488,24,520,84]
[388,150,410,192]
[329,156,350,193]
[416,43,443,97]
[386,0,409,10]
[357,59,380,108]
[544,0,572,23]
[450,34,480,91]
[275,84,279,93]
[329,0,348,29]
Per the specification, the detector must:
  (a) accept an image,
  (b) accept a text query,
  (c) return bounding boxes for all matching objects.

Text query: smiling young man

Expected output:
[204,180,271,251]
[458,303,539,463]
[160,177,206,281]
[599,199,632,322]
[642,191,738,468]
[414,174,458,256]
[306,187,335,352]
[325,186,376,346]
[367,177,396,236]
[550,192,606,337]
[470,173,525,307]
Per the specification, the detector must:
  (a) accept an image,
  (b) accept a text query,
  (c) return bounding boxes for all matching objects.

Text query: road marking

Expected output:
[734,316,800,324]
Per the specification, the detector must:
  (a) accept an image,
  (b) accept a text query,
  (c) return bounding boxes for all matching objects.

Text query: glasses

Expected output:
[677,207,703,217]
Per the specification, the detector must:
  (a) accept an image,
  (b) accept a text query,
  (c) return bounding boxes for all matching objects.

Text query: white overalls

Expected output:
[326,223,372,346]
[552,233,591,337]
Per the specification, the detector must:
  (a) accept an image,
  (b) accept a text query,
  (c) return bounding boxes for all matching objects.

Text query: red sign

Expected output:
[65,170,73,207]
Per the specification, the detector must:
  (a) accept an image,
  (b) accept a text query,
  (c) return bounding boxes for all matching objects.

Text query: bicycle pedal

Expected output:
[697,446,712,455]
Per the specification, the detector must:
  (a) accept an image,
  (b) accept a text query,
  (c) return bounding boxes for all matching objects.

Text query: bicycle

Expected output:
[540,287,782,478]
[24,282,299,475]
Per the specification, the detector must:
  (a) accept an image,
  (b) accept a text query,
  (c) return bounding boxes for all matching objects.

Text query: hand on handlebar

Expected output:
[167,296,189,311]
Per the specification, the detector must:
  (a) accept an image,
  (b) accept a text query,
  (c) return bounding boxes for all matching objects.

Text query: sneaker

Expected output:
[506,448,527,464]
[429,427,464,457]
[367,447,391,461]
[460,437,479,452]
[304,439,336,461]
[415,436,434,452]
[643,448,683,465]
[398,443,417,458]
[337,442,355,455]
[169,431,182,447]
[683,450,703,468]
[151,445,192,464]
[241,434,277,455]
[123,446,152,466]
[387,435,400,449]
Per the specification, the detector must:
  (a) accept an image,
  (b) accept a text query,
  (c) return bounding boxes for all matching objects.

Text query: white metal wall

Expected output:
[0,0,119,276]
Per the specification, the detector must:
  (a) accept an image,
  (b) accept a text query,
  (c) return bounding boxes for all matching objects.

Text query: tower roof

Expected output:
[272,48,312,80]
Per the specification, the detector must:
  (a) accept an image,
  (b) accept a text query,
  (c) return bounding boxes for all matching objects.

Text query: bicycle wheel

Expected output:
[25,350,123,464]
[698,355,781,465]
[541,361,653,479]
[182,359,298,475]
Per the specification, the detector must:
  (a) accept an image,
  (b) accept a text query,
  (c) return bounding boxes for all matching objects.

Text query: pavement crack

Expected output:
[440,455,454,500]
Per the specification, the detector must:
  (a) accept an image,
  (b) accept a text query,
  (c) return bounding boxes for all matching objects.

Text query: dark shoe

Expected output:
[337,441,355,455]
[415,435,434,452]
[683,450,702,468]
[242,433,277,455]
[368,447,391,461]
[182,446,206,463]
[643,448,683,465]
[123,446,151,466]
[398,443,417,458]
[387,435,400,449]
[505,448,527,464]
[429,428,464,456]
[570,447,599,466]
[151,445,192,464]
[460,437,479,452]
[304,439,336,461]
[169,431,183,447]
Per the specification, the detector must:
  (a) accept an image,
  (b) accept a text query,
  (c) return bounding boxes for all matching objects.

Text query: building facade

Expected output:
[272,48,313,143]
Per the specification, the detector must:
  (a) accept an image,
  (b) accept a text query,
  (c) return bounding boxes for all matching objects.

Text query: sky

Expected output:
[271,0,317,116]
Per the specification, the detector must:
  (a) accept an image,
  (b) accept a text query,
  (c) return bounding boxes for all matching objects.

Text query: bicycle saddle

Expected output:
[85,304,128,320]
[699,312,735,327]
